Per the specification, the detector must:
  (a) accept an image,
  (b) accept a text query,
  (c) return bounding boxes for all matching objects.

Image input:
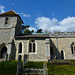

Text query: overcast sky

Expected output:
[0,0,75,32]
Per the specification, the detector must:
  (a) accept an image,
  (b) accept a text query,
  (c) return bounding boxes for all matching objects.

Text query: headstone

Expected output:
[4,53,8,62]
[7,54,10,61]
[43,62,48,75]
[23,55,25,68]
[17,55,22,75]
[23,54,28,68]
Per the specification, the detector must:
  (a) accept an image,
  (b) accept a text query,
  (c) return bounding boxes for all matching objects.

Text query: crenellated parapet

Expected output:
[48,32,75,37]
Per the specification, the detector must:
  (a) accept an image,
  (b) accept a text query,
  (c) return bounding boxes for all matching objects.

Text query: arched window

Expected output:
[29,39,36,53]
[1,46,7,58]
[29,43,32,52]
[5,17,8,24]
[19,42,22,53]
[61,50,64,59]
[71,42,75,54]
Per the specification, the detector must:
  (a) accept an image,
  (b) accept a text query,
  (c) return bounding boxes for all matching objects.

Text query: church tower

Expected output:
[0,10,23,60]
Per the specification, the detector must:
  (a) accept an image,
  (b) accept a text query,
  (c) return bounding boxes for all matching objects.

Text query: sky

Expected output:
[0,0,75,32]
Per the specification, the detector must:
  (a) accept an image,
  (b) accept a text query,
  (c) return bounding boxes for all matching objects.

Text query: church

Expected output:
[0,10,75,61]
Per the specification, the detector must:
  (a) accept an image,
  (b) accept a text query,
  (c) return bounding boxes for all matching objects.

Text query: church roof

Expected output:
[0,10,18,16]
[15,33,50,38]
[0,10,23,23]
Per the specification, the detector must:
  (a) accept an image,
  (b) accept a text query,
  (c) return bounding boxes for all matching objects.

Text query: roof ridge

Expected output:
[0,10,23,24]
[0,10,18,15]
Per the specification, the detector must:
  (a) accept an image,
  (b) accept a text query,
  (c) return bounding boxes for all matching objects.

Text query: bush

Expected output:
[0,60,17,75]
[24,61,43,69]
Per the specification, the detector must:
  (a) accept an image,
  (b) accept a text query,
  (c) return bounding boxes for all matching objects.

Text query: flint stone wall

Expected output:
[49,32,75,60]
[15,38,50,61]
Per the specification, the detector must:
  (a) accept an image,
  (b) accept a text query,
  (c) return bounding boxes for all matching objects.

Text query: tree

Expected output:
[36,29,43,33]
[22,25,30,30]
[31,30,34,33]
[24,29,32,33]
[22,25,34,33]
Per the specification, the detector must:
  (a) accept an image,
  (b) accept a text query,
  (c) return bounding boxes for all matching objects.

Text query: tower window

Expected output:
[5,17,8,24]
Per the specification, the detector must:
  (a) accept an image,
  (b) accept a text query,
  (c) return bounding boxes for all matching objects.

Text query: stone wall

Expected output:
[58,38,75,59]
[0,16,18,44]
[49,32,75,60]
[0,29,11,44]
[0,17,17,28]
[15,17,22,35]
[15,37,50,61]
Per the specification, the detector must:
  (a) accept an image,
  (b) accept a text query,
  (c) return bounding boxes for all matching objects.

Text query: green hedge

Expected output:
[24,61,43,69]
[0,60,17,75]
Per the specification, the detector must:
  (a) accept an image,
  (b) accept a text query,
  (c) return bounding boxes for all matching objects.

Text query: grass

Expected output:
[25,61,75,75]
[0,60,75,75]
[0,60,17,75]
[48,65,75,75]
[24,61,43,69]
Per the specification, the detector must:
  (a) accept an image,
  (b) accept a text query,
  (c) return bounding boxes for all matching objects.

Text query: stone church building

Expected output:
[0,10,75,61]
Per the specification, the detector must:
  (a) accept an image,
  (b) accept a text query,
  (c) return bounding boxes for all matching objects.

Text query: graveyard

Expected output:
[0,60,75,75]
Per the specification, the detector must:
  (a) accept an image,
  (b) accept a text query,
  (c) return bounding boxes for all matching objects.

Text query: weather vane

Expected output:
[12,2,15,10]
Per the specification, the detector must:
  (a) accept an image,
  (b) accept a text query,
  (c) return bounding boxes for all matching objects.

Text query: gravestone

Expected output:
[43,62,48,75]
[23,54,28,68]
[17,55,22,75]
[4,53,8,62]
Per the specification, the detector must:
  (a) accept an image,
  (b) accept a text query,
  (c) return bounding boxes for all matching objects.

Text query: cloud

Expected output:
[0,5,5,13]
[23,14,31,17]
[35,16,75,32]
[28,27,37,32]
[18,12,31,18]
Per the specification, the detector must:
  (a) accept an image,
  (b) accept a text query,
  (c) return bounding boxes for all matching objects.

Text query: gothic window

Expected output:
[19,42,22,53]
[61,50,64,59]
[29,39,36,53]
[71,47,74,54]
[5,17,8,24]
[29,43,32,52]
[1,46,7,58]
[71,42,75,54]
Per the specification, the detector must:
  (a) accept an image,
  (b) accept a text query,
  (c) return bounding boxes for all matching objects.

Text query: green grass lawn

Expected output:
[48,65,75,75]
[25,61,75,75]
[0,60,75,75]
[0,60,17,75]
